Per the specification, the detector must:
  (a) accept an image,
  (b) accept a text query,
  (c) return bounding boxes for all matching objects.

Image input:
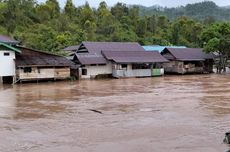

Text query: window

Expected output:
[132,64,151,69]
[82,69,87,75]
[121,64,127,69]
[98,64,106,66]
[90,64,97,66]
[38,68,41,73]
[4,52,10,56]
[23,67,32,73]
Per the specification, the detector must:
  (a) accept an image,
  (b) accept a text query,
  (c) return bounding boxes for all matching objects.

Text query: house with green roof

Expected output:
[0,35,74,84]
[0,42,21,84]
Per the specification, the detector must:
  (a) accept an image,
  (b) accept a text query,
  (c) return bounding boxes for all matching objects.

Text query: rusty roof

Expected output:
[162,48,214,61]
[102,50,168,63]
[15,46,75,67]
[0,35,19,45]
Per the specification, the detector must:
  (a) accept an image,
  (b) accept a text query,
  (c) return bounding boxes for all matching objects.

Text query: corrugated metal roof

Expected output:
[143,45,187,52]
[102,50,168,63]
[0,42,21,53]
[162,48,214,61]
[80,42,145,54]
[15,46,74,67]
[76,53,107,65]
[63,45,79,52]
[0,35,19,45]
[75,42,146,65]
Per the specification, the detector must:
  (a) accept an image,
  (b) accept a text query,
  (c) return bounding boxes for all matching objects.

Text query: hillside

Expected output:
[138,1,230,21]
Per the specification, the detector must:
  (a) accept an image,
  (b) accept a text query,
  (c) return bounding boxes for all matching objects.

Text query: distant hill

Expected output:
[137,1,230,21]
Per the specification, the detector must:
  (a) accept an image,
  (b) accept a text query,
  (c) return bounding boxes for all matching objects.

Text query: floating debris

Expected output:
[223,131,230,144]
[88,109,103,114]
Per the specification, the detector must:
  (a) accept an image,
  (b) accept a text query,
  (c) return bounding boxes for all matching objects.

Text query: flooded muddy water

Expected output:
[0,74,230,152]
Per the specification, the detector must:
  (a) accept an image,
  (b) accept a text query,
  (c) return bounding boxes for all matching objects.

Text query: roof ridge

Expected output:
[0,42,21,53]
[17,46,65,57]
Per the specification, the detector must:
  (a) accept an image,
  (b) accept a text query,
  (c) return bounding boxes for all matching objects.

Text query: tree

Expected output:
[64,0,76,19]
[201,23,230,73]
[111,2,129,21]
[79,2,95,25]
[170,16,203,47]
[46,0,60,18]
[0,2,6,24]
[128,6,139,29]
[3,0,20,33]
[157,16,168,30]
[147,15,157,34]
[84,20,96,41]
[96,1,116,37]
[136,18,147,37]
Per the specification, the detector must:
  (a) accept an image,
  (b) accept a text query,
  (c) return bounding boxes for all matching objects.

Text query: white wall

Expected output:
[0,51,16,77]
[113,69,152,78]
[81,62,112,79]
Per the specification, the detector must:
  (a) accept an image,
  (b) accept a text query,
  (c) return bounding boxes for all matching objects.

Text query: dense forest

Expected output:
[138,1,230,21]
[0,0,229,57]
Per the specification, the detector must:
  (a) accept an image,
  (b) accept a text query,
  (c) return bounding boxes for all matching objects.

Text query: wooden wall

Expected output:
[17,67,70,81]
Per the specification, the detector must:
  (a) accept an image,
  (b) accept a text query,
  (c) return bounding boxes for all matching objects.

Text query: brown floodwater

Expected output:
[0,74,230,152]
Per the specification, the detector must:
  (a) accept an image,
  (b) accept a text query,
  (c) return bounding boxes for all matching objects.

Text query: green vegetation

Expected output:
[0,0,230,58]
[138,1,230,21]
[201,23,230,73]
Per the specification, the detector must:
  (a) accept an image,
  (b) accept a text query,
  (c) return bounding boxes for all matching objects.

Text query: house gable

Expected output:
[161,48,176,60]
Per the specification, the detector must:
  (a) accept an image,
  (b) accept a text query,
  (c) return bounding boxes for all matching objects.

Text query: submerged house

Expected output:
[102,50,168,78]
[161,48,214,74]
[73,42,168,79]
[0,42,21,84]
[0,35,74,84]
[15,46,73,82]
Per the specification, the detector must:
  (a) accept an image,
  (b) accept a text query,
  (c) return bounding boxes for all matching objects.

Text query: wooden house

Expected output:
[73,42,168,79]
[15,46,74,82]
[161,48,214,74]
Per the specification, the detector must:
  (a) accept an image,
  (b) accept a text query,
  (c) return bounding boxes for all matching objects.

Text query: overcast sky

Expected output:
[37,0,230,8]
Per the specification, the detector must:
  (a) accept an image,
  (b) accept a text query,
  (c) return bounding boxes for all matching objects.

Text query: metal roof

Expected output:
[0,42,21,53]
[143,45,187,52]
[0,35,19,45]
[63,45,79,52]
[162,48,214,61]
[75,42,146,65]
[79,42,145,54]
[76,53,107,65]
[102,50,168,63]
[15,46,74,67]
